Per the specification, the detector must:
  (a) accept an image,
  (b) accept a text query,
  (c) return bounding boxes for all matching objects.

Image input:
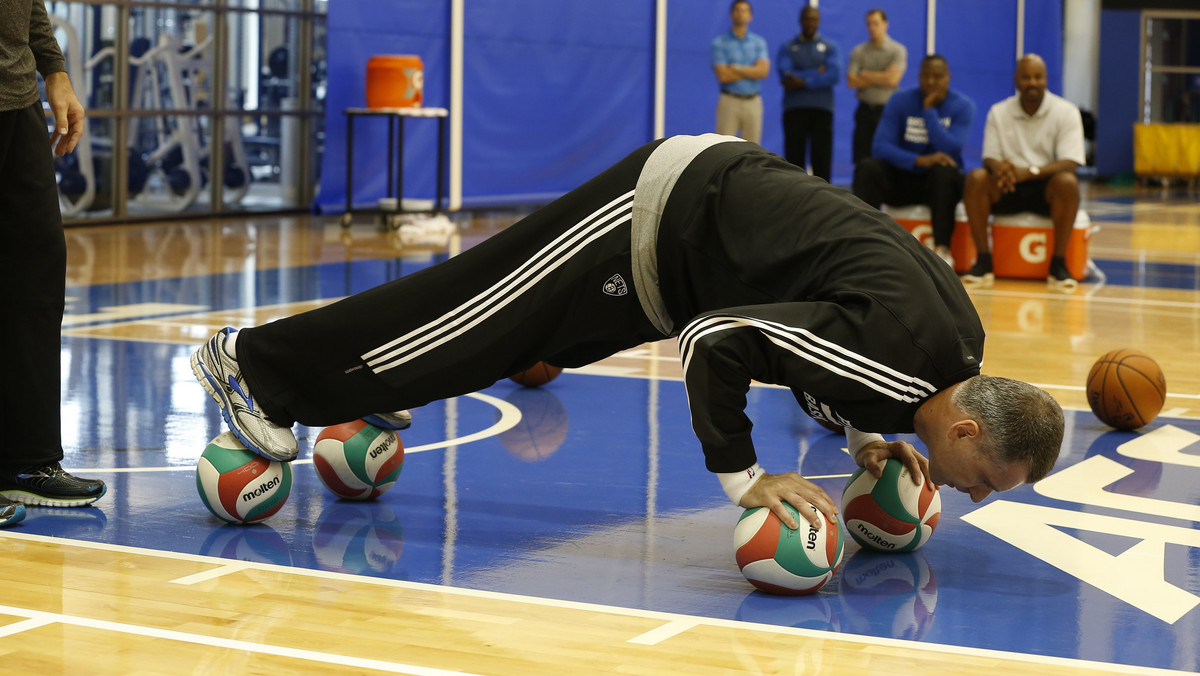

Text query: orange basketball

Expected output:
[1086,349,1166,430]
[509,362,563,388]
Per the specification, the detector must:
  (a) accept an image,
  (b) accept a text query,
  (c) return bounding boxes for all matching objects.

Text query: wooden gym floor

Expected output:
[1,182,1198,674]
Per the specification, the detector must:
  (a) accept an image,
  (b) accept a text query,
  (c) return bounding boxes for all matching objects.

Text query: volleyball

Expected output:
[734,502,844,595]
[312,420,405,500]
[841,459,941,553]
[1086,348,1167,430]
[838,551,939,641]
[312,501,405,575]
[196,431,293,524]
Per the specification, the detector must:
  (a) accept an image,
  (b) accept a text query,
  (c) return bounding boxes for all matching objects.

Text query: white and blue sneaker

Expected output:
[191,328,299,462]
[0,495,25,528]
[362,410,412,430]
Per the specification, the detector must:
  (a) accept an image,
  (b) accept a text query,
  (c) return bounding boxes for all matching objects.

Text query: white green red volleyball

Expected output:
[841,458,941,553]
[196,431,292,524]
[313,420,405,500]
[734,501,844,595]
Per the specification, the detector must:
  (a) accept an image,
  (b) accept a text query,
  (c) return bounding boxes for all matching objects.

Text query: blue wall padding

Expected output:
[1096,9,1140,177]
[315,1,1068,211]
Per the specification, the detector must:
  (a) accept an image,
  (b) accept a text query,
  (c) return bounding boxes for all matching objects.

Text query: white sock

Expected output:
[223,330,239,359]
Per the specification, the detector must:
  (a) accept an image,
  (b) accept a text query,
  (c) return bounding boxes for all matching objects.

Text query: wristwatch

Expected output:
[1029,165,1041,177]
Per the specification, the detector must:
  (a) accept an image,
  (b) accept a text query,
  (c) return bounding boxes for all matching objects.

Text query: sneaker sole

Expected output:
[190,348,298,462]
[962,273,995,288]
[1,484,106,508]
[362,413,412,431]
[1047,276,1079,293]
[0,503,26,527]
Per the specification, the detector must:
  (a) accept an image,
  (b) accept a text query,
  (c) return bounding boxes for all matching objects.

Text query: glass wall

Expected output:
[44,0,327,224]
[1141,12,1200,123]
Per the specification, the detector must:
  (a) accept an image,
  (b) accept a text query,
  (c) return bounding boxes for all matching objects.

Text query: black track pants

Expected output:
[239,139,670,427]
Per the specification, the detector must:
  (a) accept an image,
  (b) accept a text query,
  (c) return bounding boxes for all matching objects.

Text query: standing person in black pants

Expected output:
[846,8,907,166]
[776,5,840,182]
[0,1,108,528]
[193,134,1064,533]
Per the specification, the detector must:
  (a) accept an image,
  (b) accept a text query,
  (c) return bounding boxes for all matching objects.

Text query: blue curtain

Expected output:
[315,1,1066,211]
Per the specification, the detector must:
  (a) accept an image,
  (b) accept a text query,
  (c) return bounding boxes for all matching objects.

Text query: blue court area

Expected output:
[32,255,1200,674]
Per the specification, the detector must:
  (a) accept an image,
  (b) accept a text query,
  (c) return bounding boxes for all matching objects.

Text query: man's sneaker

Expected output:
[0,495,25,527]
[191,327,299,462]
[934,245,954,268]
[962,255,995,288]
[0,462,106,507]
[1047,257,1079,293]
[362,410,412,430]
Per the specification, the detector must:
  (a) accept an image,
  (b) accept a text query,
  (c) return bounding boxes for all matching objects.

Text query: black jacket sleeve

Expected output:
[678,299,949,473]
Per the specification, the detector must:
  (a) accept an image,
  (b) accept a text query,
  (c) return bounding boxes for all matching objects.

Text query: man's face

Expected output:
[730,2,752,27]
[926,435,1029,503]
[1015,59,1047,107]
[919,60,950,99]
[866,12,887,41]
[800,8,820,38]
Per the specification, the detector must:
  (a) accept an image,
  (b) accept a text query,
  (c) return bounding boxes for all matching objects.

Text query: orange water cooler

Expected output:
[366,55,424,108]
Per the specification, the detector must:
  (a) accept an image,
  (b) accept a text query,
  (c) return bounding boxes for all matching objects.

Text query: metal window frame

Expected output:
[50,0,325,224]
[1139,9,1200,124]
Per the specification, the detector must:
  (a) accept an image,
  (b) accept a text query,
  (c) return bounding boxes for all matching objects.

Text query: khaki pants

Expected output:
[715,93,762,145]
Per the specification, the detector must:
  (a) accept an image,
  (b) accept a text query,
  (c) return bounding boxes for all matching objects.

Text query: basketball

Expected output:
[509,362,563,387]
[313,420,405,500]
[733,502,844,595]
[841,458,941,553]
[497,387,569,462]
[1086,349,1167,430]
[196,431,293,524]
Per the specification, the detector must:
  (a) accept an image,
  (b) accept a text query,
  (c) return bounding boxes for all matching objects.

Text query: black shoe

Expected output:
[962,254,995,288]
[0,462,107,507]
[1047,256,1079,293]
[0,495,25,528]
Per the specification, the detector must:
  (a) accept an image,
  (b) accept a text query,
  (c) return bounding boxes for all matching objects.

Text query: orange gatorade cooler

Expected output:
[366,55,424,108]
[991,210,1091,280]
[882,203,977,274]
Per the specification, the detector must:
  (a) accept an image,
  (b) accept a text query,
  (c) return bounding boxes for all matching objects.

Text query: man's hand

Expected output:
[854,439,930,487]
[989,159,1018,193]
[923,85,948,110]
[739,472,838,531]
[782,73,807,91]
[44,71,85,156]
[914,152,957,169]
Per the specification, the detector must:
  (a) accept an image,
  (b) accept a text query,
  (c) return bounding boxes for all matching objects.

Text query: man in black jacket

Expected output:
[193,135,1063,532]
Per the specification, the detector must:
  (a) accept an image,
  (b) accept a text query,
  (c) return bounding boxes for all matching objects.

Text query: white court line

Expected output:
[627,619,697,645]
[0,531,1191,676]
[82,392,522,474]
[169,561,252,585]
[0,603,482,676]
[0,617,53,638]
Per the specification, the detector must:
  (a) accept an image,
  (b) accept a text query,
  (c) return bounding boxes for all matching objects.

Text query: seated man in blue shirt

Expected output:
[852,54,975,268]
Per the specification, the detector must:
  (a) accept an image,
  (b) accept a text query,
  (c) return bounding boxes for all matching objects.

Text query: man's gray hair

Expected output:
[951,375,1064,482]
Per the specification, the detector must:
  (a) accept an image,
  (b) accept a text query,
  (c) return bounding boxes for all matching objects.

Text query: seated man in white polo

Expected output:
[961,53,1086,292]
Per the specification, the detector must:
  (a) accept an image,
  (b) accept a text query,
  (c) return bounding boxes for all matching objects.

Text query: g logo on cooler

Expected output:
[911,224,934,248]
[1019,232,1048,264]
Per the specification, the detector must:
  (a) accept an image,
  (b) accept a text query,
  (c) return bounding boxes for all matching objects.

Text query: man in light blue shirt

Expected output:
[776,5,840,181]
[711,0,770,144]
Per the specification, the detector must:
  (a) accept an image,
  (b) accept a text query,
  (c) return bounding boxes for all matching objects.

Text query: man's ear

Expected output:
[950,419,980,440]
